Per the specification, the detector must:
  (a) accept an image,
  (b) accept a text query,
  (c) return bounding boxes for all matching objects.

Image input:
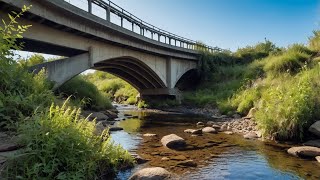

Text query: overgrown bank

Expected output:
[0,7,133,179]
[183,39,320,141]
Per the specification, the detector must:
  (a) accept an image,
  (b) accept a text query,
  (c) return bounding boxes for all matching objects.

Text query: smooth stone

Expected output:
[243,132,259,139]
[220,124,228,131]
[224,131,234,135]
[303,139,320,148]
[0,143,19,152]
[184,129,202,135]
[129,167,172,180]
[176,160,197,167]
[133,155,149,164]
[161,134,186,149]
[309,121,320,137]
[143,133,157,137]
[316,156,320,163]
[287,146,320,158]
[206,121,215,126]
[212,125,221,129]
[202,127,217,134]
[161,157,170,161]
[196,122,205,127]
[109,127,124,131]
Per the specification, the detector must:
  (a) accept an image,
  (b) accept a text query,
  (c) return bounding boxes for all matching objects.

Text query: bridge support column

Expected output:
[29,52,92,89]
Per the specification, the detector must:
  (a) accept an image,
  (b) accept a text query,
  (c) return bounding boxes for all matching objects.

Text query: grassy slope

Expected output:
[184,41,320,140]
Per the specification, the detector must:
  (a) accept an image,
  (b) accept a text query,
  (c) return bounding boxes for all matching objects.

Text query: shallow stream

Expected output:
[110,105,320,180]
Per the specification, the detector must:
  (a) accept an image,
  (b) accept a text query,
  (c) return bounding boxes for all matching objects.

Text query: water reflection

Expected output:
[111,108,320,180]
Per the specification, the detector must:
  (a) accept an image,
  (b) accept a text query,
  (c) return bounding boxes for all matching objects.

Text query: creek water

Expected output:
[110,105,320,180]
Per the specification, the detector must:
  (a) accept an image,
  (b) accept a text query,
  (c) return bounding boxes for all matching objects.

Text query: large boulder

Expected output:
[303,139,320,148]
[309,121,320,137]
[202,127,217,134]
[287,146,320,158]
[161,134,186,149]
[129,167,172,180]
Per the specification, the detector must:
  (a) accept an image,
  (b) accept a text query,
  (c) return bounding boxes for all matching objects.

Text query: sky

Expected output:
[107,0,320,50]
[19,0,320,58]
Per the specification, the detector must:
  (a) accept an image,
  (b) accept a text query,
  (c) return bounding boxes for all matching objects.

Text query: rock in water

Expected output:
[143,133,157,137]
[202,127,217,134]
[309,121,320,137]
[196,122,204,127]
[287,146,320,158]
[129,167,172,180]
[316,156,320,163]
[303,139,320,148]
[184,129,202,135]
[161,134,186,149]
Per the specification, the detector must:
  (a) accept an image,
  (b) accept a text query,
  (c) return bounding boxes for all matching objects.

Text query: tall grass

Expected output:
[57,76,113,111]
[84,71,139,105]
[187,41,320,140]
[4,101,133,179]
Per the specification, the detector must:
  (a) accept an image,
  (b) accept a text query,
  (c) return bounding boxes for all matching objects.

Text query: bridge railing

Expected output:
[64,0,222,53]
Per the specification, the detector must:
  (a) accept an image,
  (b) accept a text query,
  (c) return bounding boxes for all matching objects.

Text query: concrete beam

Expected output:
[29,53,91,89]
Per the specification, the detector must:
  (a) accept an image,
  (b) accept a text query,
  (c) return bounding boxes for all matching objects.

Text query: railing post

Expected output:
[169,38,171,45]
[175,40,176,46]
[106,6,111,21]
[158,34,161,42]
[151,32,153,39]
[132,23,134,31]
[121,16,123,27]
[88,0,92,13]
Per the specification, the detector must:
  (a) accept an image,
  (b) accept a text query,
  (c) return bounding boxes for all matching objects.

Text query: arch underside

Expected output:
[93,57,166,91]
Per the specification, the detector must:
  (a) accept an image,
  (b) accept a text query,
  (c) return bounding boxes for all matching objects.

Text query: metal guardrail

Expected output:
[64,0,222,52]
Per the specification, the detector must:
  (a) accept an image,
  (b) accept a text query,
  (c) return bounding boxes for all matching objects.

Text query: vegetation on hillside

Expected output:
[84,71,139,105]
[0,7,133,179]
[184,40,320,140]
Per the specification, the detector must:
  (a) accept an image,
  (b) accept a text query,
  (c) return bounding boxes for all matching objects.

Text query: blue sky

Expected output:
[107,0,320,50]
[19,0,320,58]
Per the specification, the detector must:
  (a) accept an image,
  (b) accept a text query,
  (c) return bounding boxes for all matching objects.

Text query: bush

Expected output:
[4,101,133,179]
[254,72,317,140]
[57,76,113,111]
[309,30,320,51]
[264,49,311,75]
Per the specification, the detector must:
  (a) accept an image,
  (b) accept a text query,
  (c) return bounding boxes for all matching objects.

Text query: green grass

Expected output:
[84,71,139,105]
[4,101,134,179]
[57,76,113,111]
[186,42,320,140]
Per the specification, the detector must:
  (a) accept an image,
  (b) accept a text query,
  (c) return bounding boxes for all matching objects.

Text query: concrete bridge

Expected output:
[0,0,220,99]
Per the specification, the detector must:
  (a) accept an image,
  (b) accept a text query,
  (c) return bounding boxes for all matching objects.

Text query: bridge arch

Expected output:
[174,68,200,90]
[93,57,166,91]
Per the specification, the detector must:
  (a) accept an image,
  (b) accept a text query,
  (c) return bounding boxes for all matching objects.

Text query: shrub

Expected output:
[263,50,311,75]
[57,76,113,111]
[309,30,320,51]
[4,101,133,179]
[254,72,316,140]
